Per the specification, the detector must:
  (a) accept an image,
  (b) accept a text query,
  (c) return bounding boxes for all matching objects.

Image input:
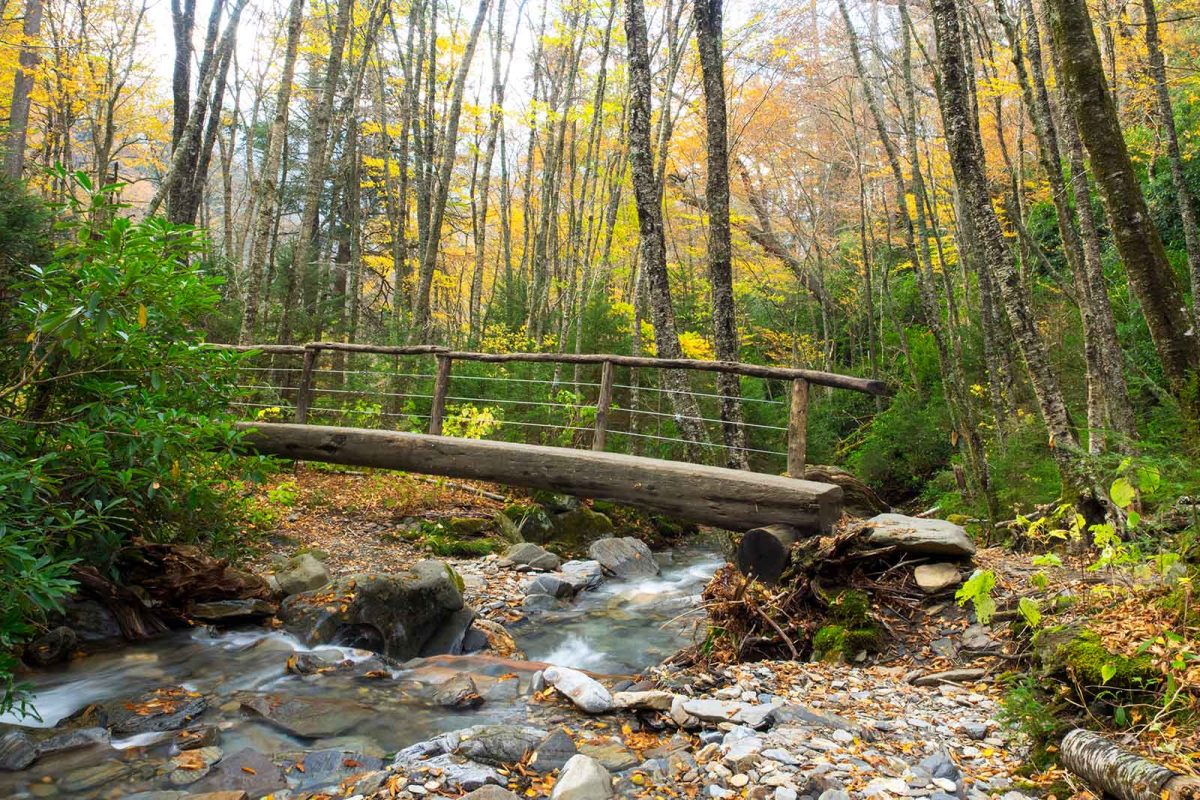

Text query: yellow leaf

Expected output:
[138,304,148,328]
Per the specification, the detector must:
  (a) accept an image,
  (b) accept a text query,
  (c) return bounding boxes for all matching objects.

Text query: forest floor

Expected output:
[235,466,1199,799]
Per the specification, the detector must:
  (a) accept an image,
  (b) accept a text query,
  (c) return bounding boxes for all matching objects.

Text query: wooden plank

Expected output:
[294,348,318,424]
[306,342,448,356]
[236,422,845,533]
[787,378,809,478]
[428,355,452,435]
[593,360,615,451]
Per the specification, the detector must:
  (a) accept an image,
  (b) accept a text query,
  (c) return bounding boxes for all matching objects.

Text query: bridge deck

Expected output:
[238,422,844,533]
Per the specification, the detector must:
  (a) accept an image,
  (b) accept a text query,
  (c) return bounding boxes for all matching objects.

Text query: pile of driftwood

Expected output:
[681,514,976,664]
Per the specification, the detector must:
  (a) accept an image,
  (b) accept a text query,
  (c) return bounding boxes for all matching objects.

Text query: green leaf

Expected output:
[1018,597,1042,627]
[1110,477,1136,509]
[1100,662,1117,684]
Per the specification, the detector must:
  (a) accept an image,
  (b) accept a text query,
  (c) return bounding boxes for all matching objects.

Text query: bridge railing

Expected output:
[213,341,890,477]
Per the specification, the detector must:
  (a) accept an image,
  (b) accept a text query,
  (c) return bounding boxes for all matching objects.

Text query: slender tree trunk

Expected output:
[624,0,706,459]
[4,0,43,179]
[238,0,303,344]
[694,0,748,469]
[412,0,491,340]
[1143,0,1200,328]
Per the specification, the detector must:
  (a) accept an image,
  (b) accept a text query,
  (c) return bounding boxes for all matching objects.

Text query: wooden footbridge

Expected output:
[219,342,891,532]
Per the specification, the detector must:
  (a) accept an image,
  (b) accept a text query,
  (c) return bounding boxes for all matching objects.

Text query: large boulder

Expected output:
[274,553,331,596]
[542,666,613,713]
[279,560,469,660]
[588,538,659,579]
[236,692,376,739]
[98,686,208,735]
[864,514,976,558]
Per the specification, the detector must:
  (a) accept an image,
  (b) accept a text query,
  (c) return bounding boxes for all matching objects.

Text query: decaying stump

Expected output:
[1061,728,1200,800]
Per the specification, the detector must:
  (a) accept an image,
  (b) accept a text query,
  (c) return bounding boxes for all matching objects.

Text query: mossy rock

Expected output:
[549,507,614,548]
[530,490,579,513]
[443,517,490,537]
[503,503,555,544]
[491,511,523,544]
[811,624,880,662]
[825,588,872,627]
[1032,625,1157,688]
[589,501,697,544]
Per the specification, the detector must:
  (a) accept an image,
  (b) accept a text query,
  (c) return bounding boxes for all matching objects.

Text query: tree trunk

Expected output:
[624,0,706,459]
[1060,729,1200,800]
[1142,0,1200,329]
[694,0,748,470]
[1044,0,1200,417]
[3,0,44,179]
[238,0,304,344]
[411,0,491,339]
[930,0,1095,507]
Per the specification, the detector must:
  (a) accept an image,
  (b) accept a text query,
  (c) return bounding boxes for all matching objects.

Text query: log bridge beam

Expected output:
[237,422,845,533]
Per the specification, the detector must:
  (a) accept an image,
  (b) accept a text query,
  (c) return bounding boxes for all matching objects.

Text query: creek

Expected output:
[0,547,722,798]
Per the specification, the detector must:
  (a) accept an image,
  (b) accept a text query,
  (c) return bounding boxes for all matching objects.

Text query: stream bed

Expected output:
[0,547,723,799]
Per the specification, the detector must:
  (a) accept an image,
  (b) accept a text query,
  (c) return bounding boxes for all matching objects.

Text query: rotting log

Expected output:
[237,422,844,532]
[1061,728,1200,800]
[736,524,804,585]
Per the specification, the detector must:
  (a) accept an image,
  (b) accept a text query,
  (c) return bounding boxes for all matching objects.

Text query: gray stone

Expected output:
[189,598,277,622]
[453,725,549,766]
[612,690,675,711]
[38,727,110,757]
[237,692,376,739]
[919,751,961,782]
[167,745,223,785]
[189,747,287,797]
[866,778,910,797]
[420,606,477,656]
[406,753,502,790]
[291,748,384,787]
[531,729,577,771]
[462,788,522,800]
[59,598,122,644]
[914,563,962,594]
[866,514,975,558]
[0,730,37,771]
[552,754,613,800]
[578,741,637,771]
[544,666,613,713]
[559,560,605,592]
[522,593,562,611]
[769,704,862,736]
[962,722,989,740]
[275,553,331,596]
[587,537,659,579]
[502,543,562,571]
[682,698,745,724]
[280,561,467,660]
[101,686,208,734]
[59,760,132,792]
[435,672,485,709]
[526,574,575,598]
[24,626,77,666]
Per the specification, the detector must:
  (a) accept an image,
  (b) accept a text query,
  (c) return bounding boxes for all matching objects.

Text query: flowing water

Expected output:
[0,546,721,799]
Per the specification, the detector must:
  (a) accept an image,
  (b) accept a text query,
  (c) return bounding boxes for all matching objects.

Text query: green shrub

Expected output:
[0,176,268,714]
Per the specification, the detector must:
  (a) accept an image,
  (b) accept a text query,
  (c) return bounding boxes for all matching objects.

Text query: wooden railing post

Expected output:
[593,360,615,451]
[428,355,452,435]
[787,377,809,478]
[295,346,318,424]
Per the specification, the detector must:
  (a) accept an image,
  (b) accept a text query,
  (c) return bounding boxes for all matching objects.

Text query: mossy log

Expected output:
[1061,728,1200,800]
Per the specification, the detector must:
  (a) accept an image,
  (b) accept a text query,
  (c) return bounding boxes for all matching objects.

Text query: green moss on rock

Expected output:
[1032,625,1157,688]
[828,589,872,627]
[811,623,880,662]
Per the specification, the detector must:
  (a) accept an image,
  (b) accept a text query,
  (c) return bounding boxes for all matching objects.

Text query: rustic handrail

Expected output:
[209,341,892,396]
[213,340,892,478]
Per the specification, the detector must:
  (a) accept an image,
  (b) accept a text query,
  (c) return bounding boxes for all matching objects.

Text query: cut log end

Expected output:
[735,525,803,585]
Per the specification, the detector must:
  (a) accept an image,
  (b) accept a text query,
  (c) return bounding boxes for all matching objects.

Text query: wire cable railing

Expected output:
[216,341,891,476]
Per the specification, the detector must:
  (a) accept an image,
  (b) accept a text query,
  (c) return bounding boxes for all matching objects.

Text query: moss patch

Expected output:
[1033,625,1157,688]
[811,623,880,662]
